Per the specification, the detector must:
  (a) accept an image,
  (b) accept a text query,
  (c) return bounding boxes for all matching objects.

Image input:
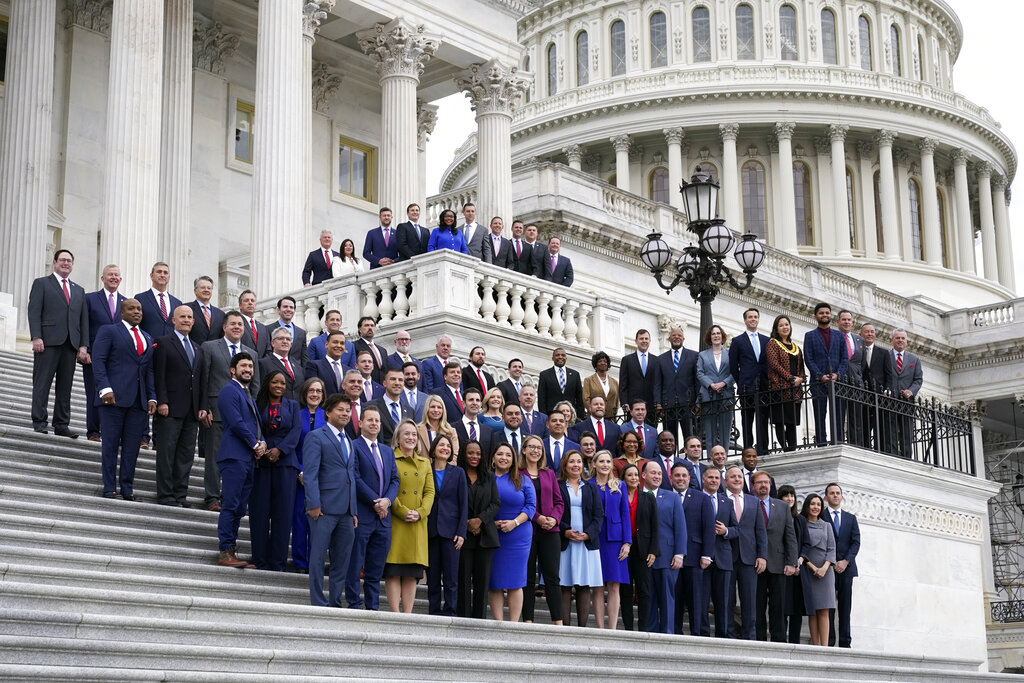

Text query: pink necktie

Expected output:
[108,292,116,319]
[383,229,390,246]
[733,493,743,521]
[847,333,854,359]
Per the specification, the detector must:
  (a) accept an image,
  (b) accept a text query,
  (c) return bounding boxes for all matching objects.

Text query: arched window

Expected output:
[846,166,858,250]
[908,178,923,260]
[779,6,798,60]
[576,31,589,86]
[890,24,902,76]
[859,16,873,70]
[821,9,838,65]
[650,12,668,68]
[736,5,755,60]
[610,20,627,76]
[742,160,767,238]
[937,188,949,267]
[693,7,712,62]
[546,43,557,96]
[873,170,884,252]
[793,161,813,245]
[916,36,925,81]
[650,167,670,204]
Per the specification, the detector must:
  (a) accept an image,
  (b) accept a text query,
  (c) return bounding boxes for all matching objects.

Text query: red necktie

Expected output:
[761,500,769,527]
[132,327,144,355]
[351,402,360,434]
[846,334,854,359]
[636,427,644,454]
[159,292,168,321]
[61,279,70,305]
[455,389,464,412]
[596,419,604,445]
[282,357,294,380]
[477,369,486,392]
[896,352,903,373]
[250,320,258,343]
[324,249,331,268]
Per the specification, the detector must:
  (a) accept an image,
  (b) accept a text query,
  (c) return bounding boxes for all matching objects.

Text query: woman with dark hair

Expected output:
[583,350,619,419]
[428,209,469,253]
[778,484,805,643]
[251,369,302,571]
[799,492,836,646]
[577,431,598,477]
[558,449,604,626]
[619,463,660,630]
[457,440,500,619]
[427,434,468,616]
[766,315,806,452]
[520,434,564,625]
[291,377,327,574]
[331,238,365,276]
[612,430,649,478]
[488,442,537,621]
[696,323,735,451]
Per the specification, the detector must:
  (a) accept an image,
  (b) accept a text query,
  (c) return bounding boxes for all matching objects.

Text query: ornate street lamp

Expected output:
[640,165,766,350]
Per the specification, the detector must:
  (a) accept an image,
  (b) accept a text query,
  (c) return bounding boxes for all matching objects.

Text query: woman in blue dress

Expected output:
[291,377,326,574]
[558,449,604,627]
[589,449,631,629]
[427,209,469,254]
[478,388,505,432]
[488,442,537,621]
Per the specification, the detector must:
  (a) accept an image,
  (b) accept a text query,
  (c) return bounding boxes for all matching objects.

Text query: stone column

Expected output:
[663,127,684,210]
[417,99,439,212]
[563,144,583,172]
[720,124,741,230]
[976,162,997,282]
[991,175,1014,290]
[857,140,878,259]
[610,135,631,191]
[875,130,900,260]
[0,0,57,334]
[917,138,942,266]
[456,59,531,227]
[830,125,851,257]
[359,19,441,216]
[100,0,164,294]
[159,0,193,289]
[302,2,333,242]
[774,122,798,253]
[952,149,975,275]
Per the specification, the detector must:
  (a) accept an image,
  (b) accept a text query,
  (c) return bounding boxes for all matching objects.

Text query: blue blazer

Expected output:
[386,353,425,391]
[303,426,358,515]
[351,437,400,527]
[134,289,182,339]
[803,327,849,392]
[91,324,156,409]
[541,254,574,287]
[683,460,707,490]
[730,492,768,566]
[438,386,465,424]
[86,289,124,346]
[728,331,770,393]
[569,417,621,454]
[709,491,739,570]
[590,478,632,545]
[621,421,658,459]
[428,465,469,540]
[649,488,687,569]
[307,333,354,364]
[260,398,302,469]
[427,227,468,254]
[826,508,860,577]
[558,479,604,551]
[696,348,735,402]
[363,227,400,268]
[520,409,549,438]
[216,380,262,463]
[400,388,429,422]
[544,436,580,471]
[297,406,327,469]
[310,357,351,396]
[681,488,717,567]
[421,356,448,394]
[653,347,700,409]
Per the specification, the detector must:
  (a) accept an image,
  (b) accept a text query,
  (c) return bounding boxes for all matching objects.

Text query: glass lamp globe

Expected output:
[700,222,735,258]
[680,165,719,224]
[640,232,672,271]
[734,233,766,273]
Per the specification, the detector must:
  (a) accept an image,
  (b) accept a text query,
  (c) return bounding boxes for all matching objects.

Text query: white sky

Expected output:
[424,0,1022,297]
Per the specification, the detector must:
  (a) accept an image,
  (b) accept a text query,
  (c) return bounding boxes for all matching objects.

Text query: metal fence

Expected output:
[991,600,1024,623]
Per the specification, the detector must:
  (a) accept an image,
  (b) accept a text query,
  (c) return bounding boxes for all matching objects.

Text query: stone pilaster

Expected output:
[417,99,439,211]
[774,122,798,253]
[610,135,631,192]
[875,130,900,261]
[951,149,975,274]
[991,174,1014,290]
[720,123,740,230]
[917,138,942,266]
[563,144,583,172]
[830,125,851,257]
[975,162,997,282]
[302,2,334,243]
[312,62,343,115]
[663,127,684,210]
[192,15,239,74]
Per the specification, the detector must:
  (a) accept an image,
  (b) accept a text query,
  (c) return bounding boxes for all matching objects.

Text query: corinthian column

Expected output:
[830,125,851,257]
[563,144,583,171]
[976,162,997,281]
[100,0,164,294]
[457,60,531,227]
[774,122,798,253]
[359,19,440,215]
[875,130,900,260]
[918,138,942,266]
[720,124,741,229]
[952,150,975,274]
[610,135,631,192]
[663,128,684,210]
[991,175,1014,290]
[0,0,57,334]
[302,2,334,241]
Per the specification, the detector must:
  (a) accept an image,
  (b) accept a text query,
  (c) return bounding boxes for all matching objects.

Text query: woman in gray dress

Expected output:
[696,324,735,452]
[799,492,836,646]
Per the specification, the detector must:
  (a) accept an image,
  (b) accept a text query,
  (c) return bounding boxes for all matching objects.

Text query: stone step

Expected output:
[0,665,355,682]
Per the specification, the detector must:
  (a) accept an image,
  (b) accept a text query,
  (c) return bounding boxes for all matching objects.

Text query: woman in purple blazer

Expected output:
[589,449,631,629]
[520,434,565,625]
[292,377,327,573]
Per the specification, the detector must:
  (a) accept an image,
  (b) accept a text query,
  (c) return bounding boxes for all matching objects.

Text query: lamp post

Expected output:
[640,166,766,350]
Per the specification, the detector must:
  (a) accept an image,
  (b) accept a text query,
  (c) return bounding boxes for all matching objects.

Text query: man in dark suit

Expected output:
[347,405,400,610]
[709,444,729,493]
[618,329,656,426]
[400,361,428,422]
[301,229,341,286]
[803,302,848,446]
[438,362,466,425]
[518,385,548,438]
[460,202,485,259]
[353,351,385,403]
[739,448,777,498]
[654,326,700,440]
[308,310,354,363]
[569,395,620,452]
[367,368,413,446]
[522,224,545,276]
[539,237,574,287]
[305,393,359,605]
[836,310,865,446]
[729,308,770,454]
[28,249,90,437]
[82,264,124,440]
[238,289,269,358]
[490,402,524,454]
[724,465,768,640]
[92,299,157,500]
[187,276,224,345]
[681,436,707,490]
[310,331,351,396]
[670,463,716,637]
[134,261,181,339]
[342,369,368,439]
[752,471,797,642]
[642,461,687,634]
[509,220,540,276]
[462,346,495,397]
[825,483,860,648]
[701,467,737,638]
[199,311,261,512]
[153,306,203,507]
[454,387,493,460]
[259,327,304,401]
[651,431,684,490]
[352,316,388,384]
[481,216,514,269]
[215,352,265,568]
[859,323,892,450]
[421,335,454,394]
[265,295,308,369]
[621,401,659,459]
[497,358,525,405]
[362,207,399,269]
[386,329,423,389]
[889,329,923,459]
[543,411,579,471]
[537,348,584,418]
[395,203,431,260]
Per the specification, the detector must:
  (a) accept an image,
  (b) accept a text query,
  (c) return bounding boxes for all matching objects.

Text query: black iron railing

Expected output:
[991,600,1024,623]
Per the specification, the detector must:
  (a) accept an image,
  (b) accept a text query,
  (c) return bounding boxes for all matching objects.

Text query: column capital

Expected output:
[774,122,796,140]
[357,18,440,80]
[951,148,970,166]
[610,134,632,153]
[302,1,335,39]
[628,142,644,163]
[918,137,938,156]
[65,0,113,35]
[312,62,343,114]
[875,129,899,147]
[563,144,584,164]
[416,99,439,149]
[813,137,831,156]
[663,127,685,145]
[828,124,849,143]
[856,140,874,157]
[193,16,240,75]
[893,147,910,165]
[975,160,994,178]
[719,123,740,141]
[455,59,533,116]
[991,174,1008,191]
[766,137,779,154]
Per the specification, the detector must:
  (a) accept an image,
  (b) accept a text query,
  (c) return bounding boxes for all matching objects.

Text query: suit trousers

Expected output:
[729,563,758,640]
[647,567,678,633]
[291,480,310,569]
[661,413,693,449]
[346,519,390,609]
[829,571,855,647]
[248,463,298,571]
[427,535,461,615]
[756,571,787,642]
[99,404,148,496]
[523,531,563,622]
[739,391,769,455]
[217,458,254,551]
[811,391,842,445]
[705,563,733,638]
[308,511,355,607]
[621,549,651,631]
[82,362,100,437]
[154,413,199,504]
[458,546,495,619]
[678,566,708,636]
[32,341,77,430]
[203,418,225,506]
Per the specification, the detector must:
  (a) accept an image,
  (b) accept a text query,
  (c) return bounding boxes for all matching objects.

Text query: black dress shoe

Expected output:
[121,493,138,502]
[102,491,120,499]
[87,434,101,442]
[179,502,191,509]
[54,428,79,439]
[33,427,48,434]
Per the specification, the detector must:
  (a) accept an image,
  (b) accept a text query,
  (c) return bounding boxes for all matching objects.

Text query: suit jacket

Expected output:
[302,248,340,285]
[756,496,798,574]
[454,418,494,461]
[837,332,865,386]
[438,385,465,424]
[651,455,685,490]
[462,364,495,396]
[428,464,469,539]
[241,316,270,358]
[508,239,536,276]
[649,488,687,568]
[85,289,123,347]
[303,426,358,515]
[862,344,892,394]
[529,468,564,530]
[496,378,521,406]
[631,488,662,560]
[741,468,778,498]
[618,351,655,413]
[259,354,304,401]
[582,374,620,419]
[265,321,308,369]
[308,333,354,364]
[890,350,923,398]
[728,331,770,393]
[683,460,707,490]
[680,487,717,567]
[367,396,413,446]
[558,479,604,551]
[696,348,735,402]
[215,379,262,462]
[540,253,574,287]
[400,388,429,422]
[395,221,431,260]
[362,227,400,268]
[134,290,181,339]
[91,324,156,409]
[387,353,425,391]
[28,275,89,348]
[310,357,351,396]
[708,491,739,570]
[728,492,768,566]
[460,222,485,259]
[153,332,202,419]
[825,508,860,577]
[199,338,260,416]
[543,435,580,471]
[481,233,514,269]
[803,327,849,392]
[536,365,584,418]
[621,421,659,459]
[519,408,549,438]
[464,471,501,549]
[352,437,401,526]
[352,338,389,384]
[654,347,700,410]
[569,417,621,454]
[260,398,302,469]
[187,301,225,345]
[421,356,449,394]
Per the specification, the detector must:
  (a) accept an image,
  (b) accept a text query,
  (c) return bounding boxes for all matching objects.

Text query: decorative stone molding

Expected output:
[627,142,644,163]
[673,29,683,55]
[829,124,849,143]
[883,38,892,68]
[312,62,343,114]
[610,135,632,153]
[764,22,774,51]
[893,147,910,165]
[844,489,985,541]
[975,160,993,178]
[856,140,874,157]
[356,19,441,80]
[774,122,795,140]
[65,0,112,34]
[582,151,602,171]
[875,129,898,146]
[766,137,779,154]
[302,0,334,39]
[562,144,584,165]
[630,36,639,63]
[718,23,728,52]
[663,127,684,145]
[848,29,858,59]
[455,59,533,116]
[719,123,739,141]
[193,17,240,75]
[417,99,439,149]
[951,148,969,166]
[808,25,818,55]
[813,137,831,155]
[656,313,688,348]
[991,174,1008,191]
[918,137,937,155]
[745,145,759,158]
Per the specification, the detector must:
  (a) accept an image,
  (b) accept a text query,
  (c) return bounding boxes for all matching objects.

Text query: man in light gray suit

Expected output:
[836,310,866,446]
[751,471,798,642]
[889,328,923,458]
[198,310,260,511]
[460,202,485,259]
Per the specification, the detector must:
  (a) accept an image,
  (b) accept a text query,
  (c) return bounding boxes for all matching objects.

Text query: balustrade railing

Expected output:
[991,600,1024,623]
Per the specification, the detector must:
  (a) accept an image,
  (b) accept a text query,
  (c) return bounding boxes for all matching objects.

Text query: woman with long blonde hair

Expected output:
[589,450,631,629]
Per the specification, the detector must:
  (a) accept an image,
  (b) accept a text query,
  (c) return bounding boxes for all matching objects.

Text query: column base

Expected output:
[0,292,19,352]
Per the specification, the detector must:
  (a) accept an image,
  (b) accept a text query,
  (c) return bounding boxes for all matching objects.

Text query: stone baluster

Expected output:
[377,276,395,323]
[479,276,497,323]
[302,296,322,334]
[563,299,579,344]
[407,272,418,317]
[549,296,566,341]
[508,283,526,330]
[522,288,539,334]
[392,274,410,320]
[360,281,380,320]
[535,292,552,336]
[494,281,512,325]
[576,304,593,347]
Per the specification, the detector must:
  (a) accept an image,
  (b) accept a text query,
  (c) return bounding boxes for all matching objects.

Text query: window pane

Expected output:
[651,168,670,204]
[908,178,922,260]
[742,161,766,238]
[576,31,589,86]
[693,7,711,62]
[736,5,755,60]
[859,16,872,70]
[890,25,902,76]
[873,171,884,252]
[821,9,837,65]
[780,6,798,61]
[234,103,253,163]
[794,161,812,245]
[846,167,857,250]
[611,20,626,75]
[650,12,668,68]
[339,144,351,193]
[351,148,367,198]
[0,18,8,83]
[547,43,557,95]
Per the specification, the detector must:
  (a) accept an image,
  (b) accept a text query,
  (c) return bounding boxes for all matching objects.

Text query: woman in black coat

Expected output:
[779,484,806,643]
[619,463,660,630]
[457,440,501,619]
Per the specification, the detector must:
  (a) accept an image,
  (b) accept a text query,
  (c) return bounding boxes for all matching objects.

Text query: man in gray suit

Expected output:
[751,471,798,642]
[28,249,89,437]
[198,310,260,511]
[889,328,923,458]
[481,216,514,269]
[460,202,485,259]
[264,295,308,370]
[836,310,866,447]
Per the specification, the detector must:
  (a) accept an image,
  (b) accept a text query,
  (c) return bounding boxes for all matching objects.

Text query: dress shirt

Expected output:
[748,331,761,360]
[99,321,149,397]
[728,491,744,520]
[224,337,241,356]
[462,415,480,441]
[175,330,194,364]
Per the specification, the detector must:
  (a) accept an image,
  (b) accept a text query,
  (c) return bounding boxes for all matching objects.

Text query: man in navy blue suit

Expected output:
[681,436,707,490]
[134,261,181,340]
[92,299,156,501]
[729,308,770,454]
[654,326,700,441]
[453,388,493,461]
[386,329,423,389]
[518,385,548,438]
[186,275,224,345]
[301,229,340,286]
[238,289,269,358]
[83,264,125,440]
[803,302,848,445]
[354,351,385,403]
[367,368,413,446]
[539,237,573,287]
[642,461,687,634]
[362,207,399,269]
[496,358,525,406]
[265,296,308,370]
[400,361,428,422]
[651,431,684,490]
[618,329,656,426]
[305,393,359,606]
[310,331,351,396]
[543,411,579,471]
[491,402,525,454]
[352,317,389,384]
[438,362,466,425]
[825,483,860,648]
[307,310,353,363]
[347,405,400,610]
[421,335,454,394]
[701,467,738,638]
[724,465,768,640]
[621,400,658,459]
[569,395,620,453]
[670,463,715,636]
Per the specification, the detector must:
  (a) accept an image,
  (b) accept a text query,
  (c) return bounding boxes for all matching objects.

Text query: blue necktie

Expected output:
[390,401,400,425]
[673,350,679,371]
[230,344,237,356]
[338,431,349,462]
[832,511,841,536]
[640,353,647,376]
[553,440,561,467]
[183,337,194,366]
